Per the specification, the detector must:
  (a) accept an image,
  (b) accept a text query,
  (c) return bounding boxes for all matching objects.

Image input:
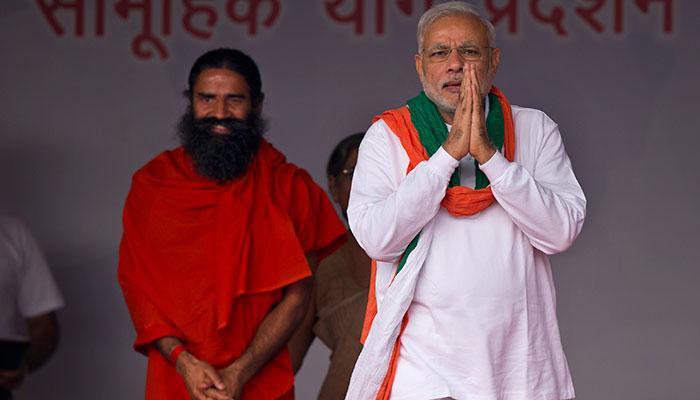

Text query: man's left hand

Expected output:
[216,363,246,400]
[0,365,27,391]
[465,63,496,165]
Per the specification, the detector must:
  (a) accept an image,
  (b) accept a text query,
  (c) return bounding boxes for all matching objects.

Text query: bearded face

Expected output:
[177,109,266,184]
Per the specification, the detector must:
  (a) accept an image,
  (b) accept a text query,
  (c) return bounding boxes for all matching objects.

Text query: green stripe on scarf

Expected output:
[396,91,505,273]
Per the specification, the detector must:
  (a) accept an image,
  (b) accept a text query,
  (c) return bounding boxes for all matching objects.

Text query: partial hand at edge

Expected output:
[0,365,26,391]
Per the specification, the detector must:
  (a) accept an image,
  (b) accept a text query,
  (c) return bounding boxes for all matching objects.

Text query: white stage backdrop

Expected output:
[1,1,698,399]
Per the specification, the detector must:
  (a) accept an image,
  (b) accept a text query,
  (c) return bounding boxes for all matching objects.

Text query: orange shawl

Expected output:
[118,140,345,399]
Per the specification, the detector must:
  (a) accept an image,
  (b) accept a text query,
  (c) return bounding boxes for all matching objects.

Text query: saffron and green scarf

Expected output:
[397,89,511,273]
[407,90,506,189]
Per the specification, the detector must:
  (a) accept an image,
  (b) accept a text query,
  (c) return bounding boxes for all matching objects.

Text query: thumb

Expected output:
[205,368,226,391]
[198,377,212,390]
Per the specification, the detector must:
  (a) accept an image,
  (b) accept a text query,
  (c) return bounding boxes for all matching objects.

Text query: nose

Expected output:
[212,99,228,119]
[446,49,464,73]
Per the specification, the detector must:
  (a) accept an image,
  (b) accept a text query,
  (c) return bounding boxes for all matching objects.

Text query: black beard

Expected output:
[177,110,265,184]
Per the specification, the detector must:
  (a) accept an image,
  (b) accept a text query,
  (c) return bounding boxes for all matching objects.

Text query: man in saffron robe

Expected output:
[118,48,345,400]
[346,2,586,400]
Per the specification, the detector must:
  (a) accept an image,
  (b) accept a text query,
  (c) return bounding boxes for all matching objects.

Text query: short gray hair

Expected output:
[417,1,496,51]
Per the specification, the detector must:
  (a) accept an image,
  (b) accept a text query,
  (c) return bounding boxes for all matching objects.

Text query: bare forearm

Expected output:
[25,313,59,371]
[287,255,319,373]
[154,336,183,360]
[229,278,311,383]
[286,289,317,373]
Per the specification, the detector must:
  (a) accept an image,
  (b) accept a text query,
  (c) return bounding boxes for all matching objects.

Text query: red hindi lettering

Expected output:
[575,0,605,33]
[613,0,624,33]
[484,0,518,34]
[376,0,386,34]
[577,0,673,35]
[634,0,673,32]
[325,0,432,36]
[162,0,172,36]
[383,0,433,34]
[324,0,364,35]
[35,0,107,37]
[131,32,169,59]
[114,0,168,60]
[529,0,567,36]
[35,0,85,36]
[226,0,281,36]
[95,0,106,36]
[183,0,218,39]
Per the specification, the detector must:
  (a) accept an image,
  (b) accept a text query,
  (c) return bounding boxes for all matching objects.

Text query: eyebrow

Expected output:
[196,91,246,99]
[429,41,479,49]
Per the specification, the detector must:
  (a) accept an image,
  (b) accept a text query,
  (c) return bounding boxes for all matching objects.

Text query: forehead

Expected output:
[423,15,489,47]
[344,147,359,167]
[193,68,250,94]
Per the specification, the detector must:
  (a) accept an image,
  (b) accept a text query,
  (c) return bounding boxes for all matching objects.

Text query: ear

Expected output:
[490,47,501,76]
[183,90,193,107]
[415,53,425,82]
[328,175,341,204]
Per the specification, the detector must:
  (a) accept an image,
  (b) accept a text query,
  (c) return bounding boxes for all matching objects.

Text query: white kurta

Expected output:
[347,104,586,400]
[0,215,64,341]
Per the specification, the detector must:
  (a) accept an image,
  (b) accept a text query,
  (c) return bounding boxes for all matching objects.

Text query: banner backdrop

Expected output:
[1,1,698,399]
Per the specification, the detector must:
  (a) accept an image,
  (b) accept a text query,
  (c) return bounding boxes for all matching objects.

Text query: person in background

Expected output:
[288,133,371,399]
[0,215,63,400]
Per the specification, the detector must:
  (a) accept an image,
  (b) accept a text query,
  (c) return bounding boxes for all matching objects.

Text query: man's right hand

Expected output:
[442,66,473,161]
[175,351,230,400]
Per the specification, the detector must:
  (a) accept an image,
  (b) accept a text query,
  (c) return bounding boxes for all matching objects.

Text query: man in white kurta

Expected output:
[346,2,585,400]
[0,215,64,397]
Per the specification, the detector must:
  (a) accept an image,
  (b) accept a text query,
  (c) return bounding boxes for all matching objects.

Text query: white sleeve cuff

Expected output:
[426,146,460,181]
[479,151,510,185]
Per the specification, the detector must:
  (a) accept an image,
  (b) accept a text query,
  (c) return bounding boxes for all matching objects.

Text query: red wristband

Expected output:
[169,344,186,365]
